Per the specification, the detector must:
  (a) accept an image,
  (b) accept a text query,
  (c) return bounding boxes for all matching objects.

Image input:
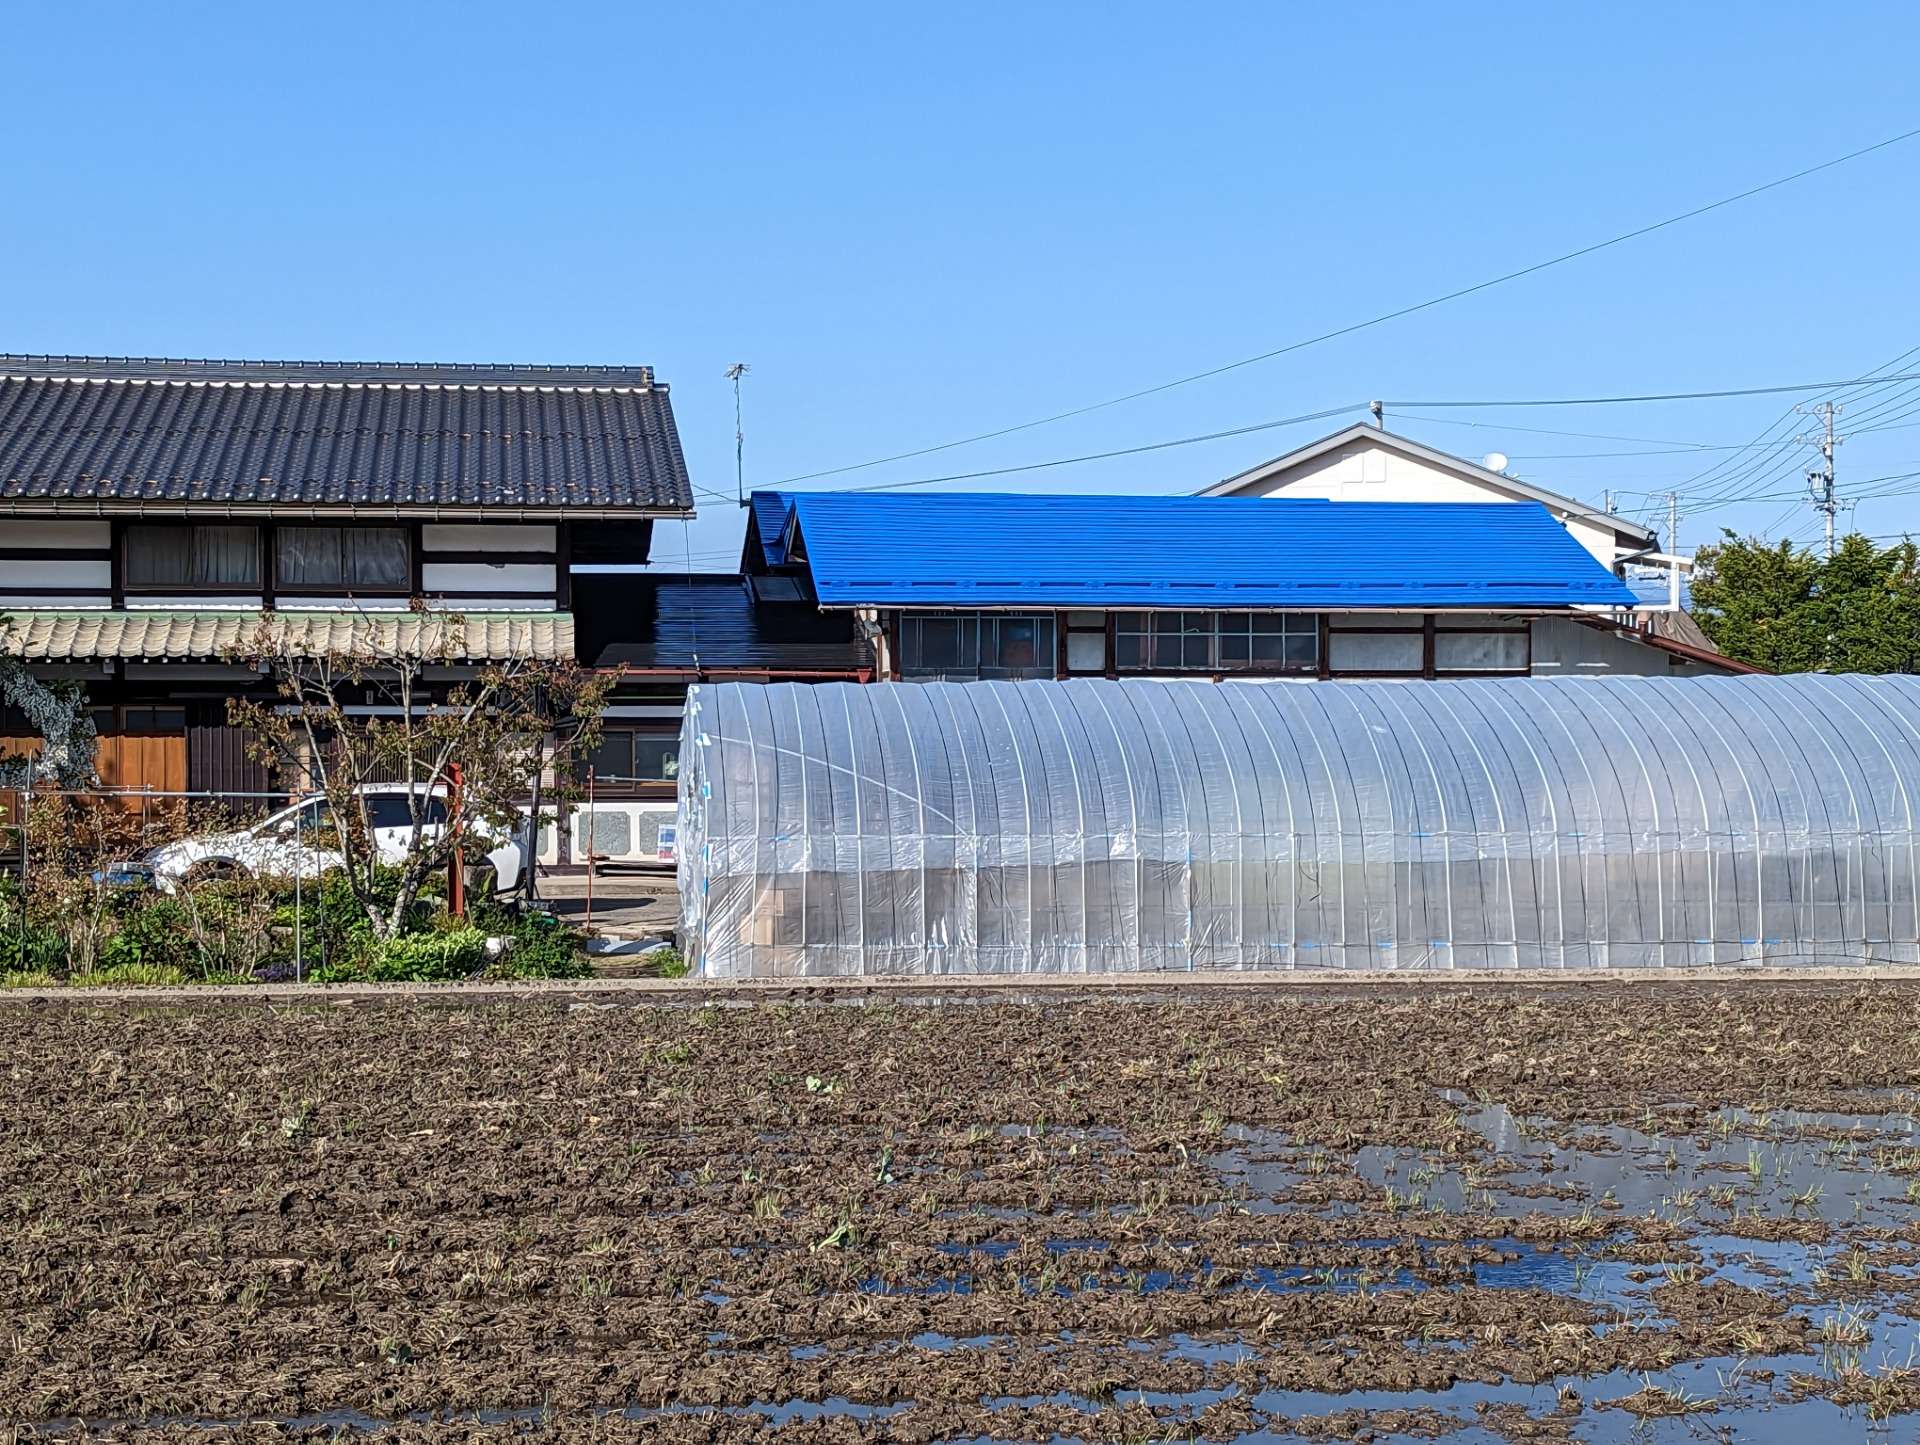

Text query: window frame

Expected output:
[1113,611,1322,676]
[273,525,415,596]
[578,725,682,798]
[897,611,1058,681]
[121,523,264,596]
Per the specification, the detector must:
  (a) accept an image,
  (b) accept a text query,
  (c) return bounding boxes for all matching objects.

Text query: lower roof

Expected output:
[2,609,573,662]
[575,574,871,674]
[766,490,1637,610]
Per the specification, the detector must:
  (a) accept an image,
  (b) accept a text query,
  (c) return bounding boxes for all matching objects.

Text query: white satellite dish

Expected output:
[1482,451,1510,473]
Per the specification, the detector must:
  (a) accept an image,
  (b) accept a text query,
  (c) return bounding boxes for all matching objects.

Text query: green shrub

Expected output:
[649,945,690,979]
[98,896,199,976]
[71,962,186,988]
[488,911,591,980]
[0,878,67,975]
[310,926,485,985]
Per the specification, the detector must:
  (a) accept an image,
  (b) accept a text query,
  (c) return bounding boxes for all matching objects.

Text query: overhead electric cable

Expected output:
[769,125,1920,486]
[837,405,1364,493]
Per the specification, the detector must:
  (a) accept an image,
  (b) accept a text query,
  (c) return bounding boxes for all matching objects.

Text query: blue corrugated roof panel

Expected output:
[774,491,1636,609]
[749,490,795,566]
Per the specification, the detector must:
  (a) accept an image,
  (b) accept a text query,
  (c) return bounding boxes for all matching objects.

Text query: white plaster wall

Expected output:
[0,520,110,548]
[421,524,557,553]
[0,559,111,589]
[1227,443,1619,566]
[421,562,556,595]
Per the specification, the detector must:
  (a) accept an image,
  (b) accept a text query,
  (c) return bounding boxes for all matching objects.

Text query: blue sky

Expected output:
[6,3,1919,570]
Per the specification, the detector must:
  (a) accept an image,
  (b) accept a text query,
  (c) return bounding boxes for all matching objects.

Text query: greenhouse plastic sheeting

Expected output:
[676,676,1920,977]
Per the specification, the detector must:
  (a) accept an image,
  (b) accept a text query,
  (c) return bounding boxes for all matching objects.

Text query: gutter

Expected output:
[0,500,695,522]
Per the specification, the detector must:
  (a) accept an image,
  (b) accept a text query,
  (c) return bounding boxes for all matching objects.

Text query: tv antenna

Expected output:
[725,363,751,506]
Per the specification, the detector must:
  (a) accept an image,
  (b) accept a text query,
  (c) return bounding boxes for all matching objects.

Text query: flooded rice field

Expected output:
[10,985,1920,1441]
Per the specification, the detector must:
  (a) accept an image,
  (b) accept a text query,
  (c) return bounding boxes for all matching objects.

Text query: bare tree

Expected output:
[228,611,609,940]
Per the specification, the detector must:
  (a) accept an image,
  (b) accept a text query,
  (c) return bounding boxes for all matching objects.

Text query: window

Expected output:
[1434,630,1530,673]
[1063,611,1107,673]
[1114,612,1320,674]
[583,728,681,789]
[366,794,448,831]
[124,525,261,589]
[89,706,187,734]
[1327,631,1423,673]
[276,527,411,591]
[898,613,1056,681]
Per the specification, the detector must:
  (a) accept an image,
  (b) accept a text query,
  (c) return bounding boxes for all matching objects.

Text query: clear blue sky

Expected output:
[7,3,1919,569]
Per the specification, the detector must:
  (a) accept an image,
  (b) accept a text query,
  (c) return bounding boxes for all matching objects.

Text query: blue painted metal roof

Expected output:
[749,490,795,566]
[763,490,1636,609]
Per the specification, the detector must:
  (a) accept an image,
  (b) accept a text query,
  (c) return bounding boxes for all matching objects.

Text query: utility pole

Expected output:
[1368,400,1384,429]
[726,363,751,506]
[1666,491,1680,612]
[1796,401,1844,558]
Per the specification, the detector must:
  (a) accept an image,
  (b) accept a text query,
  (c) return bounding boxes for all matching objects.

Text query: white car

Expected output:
[146,785,527,896]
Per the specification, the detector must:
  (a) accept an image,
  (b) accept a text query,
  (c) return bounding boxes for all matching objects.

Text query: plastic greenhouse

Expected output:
[676,676,1920,977]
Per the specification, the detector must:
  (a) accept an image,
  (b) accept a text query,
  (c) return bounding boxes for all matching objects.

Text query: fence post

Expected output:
[448,761,466,919]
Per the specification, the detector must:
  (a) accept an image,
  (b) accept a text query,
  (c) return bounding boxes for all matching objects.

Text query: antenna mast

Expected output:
[725,363,751,506]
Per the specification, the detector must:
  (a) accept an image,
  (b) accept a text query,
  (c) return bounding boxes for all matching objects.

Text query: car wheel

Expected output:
[463,863,498,907]
[183,858,249,886]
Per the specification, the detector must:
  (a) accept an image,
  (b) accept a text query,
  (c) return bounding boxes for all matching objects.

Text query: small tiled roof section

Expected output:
[768,490,1639,609]
[1,609,573,661]
[0,354,694,512]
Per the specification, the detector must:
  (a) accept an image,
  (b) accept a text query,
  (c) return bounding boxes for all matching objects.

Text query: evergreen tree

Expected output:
[1693,532,1920,673]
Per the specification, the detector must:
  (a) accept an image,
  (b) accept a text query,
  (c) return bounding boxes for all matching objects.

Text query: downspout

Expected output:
[855,608,890,680]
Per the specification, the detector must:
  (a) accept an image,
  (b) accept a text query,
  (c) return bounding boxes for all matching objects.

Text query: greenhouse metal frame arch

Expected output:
[676,676,1920,977]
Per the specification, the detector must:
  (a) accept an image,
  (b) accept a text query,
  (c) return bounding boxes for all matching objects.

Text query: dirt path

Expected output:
[8,962,1920,1008]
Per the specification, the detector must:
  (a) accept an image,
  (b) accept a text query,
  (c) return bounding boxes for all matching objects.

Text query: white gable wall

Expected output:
[1220,439,1621,567]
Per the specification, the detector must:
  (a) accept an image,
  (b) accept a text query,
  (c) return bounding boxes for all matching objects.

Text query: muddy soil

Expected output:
[9,985,1920,1440]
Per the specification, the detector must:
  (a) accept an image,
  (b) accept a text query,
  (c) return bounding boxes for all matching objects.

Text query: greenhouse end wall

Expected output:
[676,676,1920,978]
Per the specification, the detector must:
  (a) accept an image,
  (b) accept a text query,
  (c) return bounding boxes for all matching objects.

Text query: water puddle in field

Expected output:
[30,1092,1920,1440]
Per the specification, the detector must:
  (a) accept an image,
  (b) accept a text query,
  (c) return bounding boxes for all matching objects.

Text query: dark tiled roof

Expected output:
[574,573,871,674]
[0,355,694,512]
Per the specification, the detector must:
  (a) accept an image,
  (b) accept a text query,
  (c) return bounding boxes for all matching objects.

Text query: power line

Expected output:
[838,404,1363,493]
[768,123,1920,487]
[1383,369,1920,409]
[1672,350,1920,508]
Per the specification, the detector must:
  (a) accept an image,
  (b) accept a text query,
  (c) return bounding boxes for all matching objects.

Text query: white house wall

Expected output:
[419,524,561,610]
[1222,441,1619,566]
[1530,617,1713,677]
[0,519,112,608]
[421,524,557,554]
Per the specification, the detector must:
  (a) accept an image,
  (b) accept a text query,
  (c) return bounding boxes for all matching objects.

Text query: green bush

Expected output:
[0,878,66,975]
[366,926,488,983]
[649,945,690,979]
[489,910,591,980]
[98,896,199,976]
[71,961,187,988]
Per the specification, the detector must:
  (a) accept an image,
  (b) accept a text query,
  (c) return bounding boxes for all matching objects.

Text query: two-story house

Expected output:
[0,353,695,794]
